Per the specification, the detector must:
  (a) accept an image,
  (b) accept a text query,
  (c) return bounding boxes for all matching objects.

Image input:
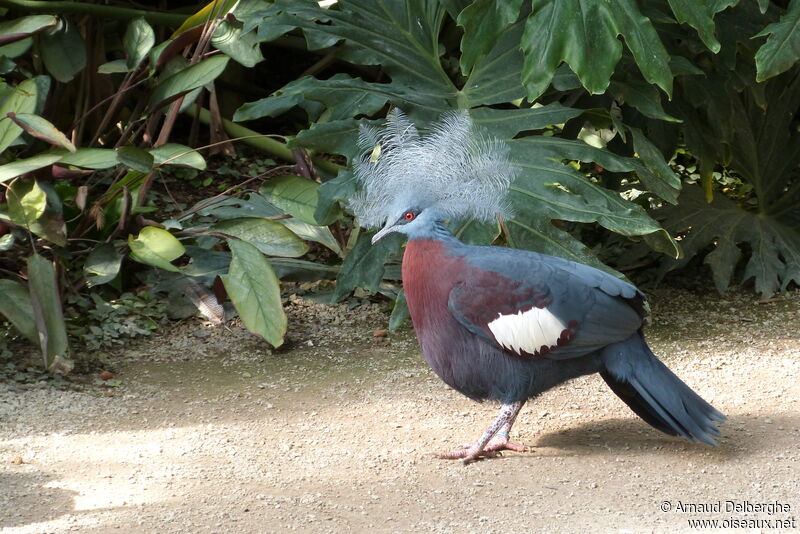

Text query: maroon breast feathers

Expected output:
[402,239,579,358]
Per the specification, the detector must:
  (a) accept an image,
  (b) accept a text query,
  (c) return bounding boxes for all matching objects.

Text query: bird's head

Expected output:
[371,206,436,244]
[348,109,516,245]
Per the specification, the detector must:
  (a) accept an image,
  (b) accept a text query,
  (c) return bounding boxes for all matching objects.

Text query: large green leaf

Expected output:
[456,0,524,75]
[281,219,342,257]
[124,17,156,71]
[269,258,341,280]
[0,278,38,344]
[0,15,56,47]
[506,210,610,271]
[266,0,453,93]
[193,194,341,254]
[260,175,341,226]
[607,80,681,123]
[0,153,61,183]
[7,112,75,151]
[5,178,67,245]
[509,142,679,258]
[234,74,392,122]
[469,104,583,138]
[48,147,118,169]
[40,19,86,82]
[666,0,737,53]
[149,143,206,169]
[211,217,309,257]
[148,55,230,111]
[181,246,231,283]
[520,0,672,100]
[754,0,800,81]
[117,146,154,172]
[449,218,500,245]
[388,289,409,330]
[98,59,130,74]
[221,238,286,347]
[242,1,526,119]
[438,0,471,19]
[212,20,264,67]
[503,133,681,204]
[6,178,47,227]
[667,65,800,296]
[0,77,38,153]
[460,19,527,107]
[293,119,379,164]
[314,169,360,235]
[27,254,71,370]
[333,231,404,301]
[629,126,683,197]
[84,244,124,287]
[246,0,457,117]
[0,38,32,64]
[128,226,186,272]
[172,0,240,38]
[658,186,800,297]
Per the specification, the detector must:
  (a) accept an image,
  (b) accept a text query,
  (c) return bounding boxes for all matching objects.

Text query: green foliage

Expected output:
[40,18,86,82]
[0,77,39,153]
[27,254,71,371]
[211,218,309,257]
[66,292,166,352]
[149,144,207,169]
[128,226,186,273]
[6,112,75,151]
[333,231,405,302]
[666,0,737,53]
[221,238,287,347]
[0,154,62,183]
[659,62,800,296]
[0,2,328,371]
[238,0,686,292]
[233,0,800,302]
[0,14,57,43]
[261,175,342,226]
[658,186,800,296]
[148,55,230,111]
[520,0,672,99]
[84,244,125,287]
[124,17,155,71]
[0,279,37,345]
[3,0,800,369]
[754,0,800,80]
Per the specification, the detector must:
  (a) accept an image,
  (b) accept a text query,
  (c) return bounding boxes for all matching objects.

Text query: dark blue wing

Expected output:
[447,243,645,360]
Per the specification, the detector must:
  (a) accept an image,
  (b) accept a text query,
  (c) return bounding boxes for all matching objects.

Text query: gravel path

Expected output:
[1,288,799,533]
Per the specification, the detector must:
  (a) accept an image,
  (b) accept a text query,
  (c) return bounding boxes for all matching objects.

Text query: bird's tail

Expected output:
[600,332,725,445]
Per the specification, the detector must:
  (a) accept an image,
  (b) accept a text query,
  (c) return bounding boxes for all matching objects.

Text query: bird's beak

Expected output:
[371,223,396,245]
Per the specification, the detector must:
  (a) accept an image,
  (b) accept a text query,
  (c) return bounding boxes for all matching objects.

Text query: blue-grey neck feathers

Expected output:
[348,109,516,228]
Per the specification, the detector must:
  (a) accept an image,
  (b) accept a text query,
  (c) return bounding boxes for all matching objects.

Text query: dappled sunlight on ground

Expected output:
[1,288,799,533]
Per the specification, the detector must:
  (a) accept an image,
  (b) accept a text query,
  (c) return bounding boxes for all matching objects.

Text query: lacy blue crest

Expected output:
[349,109,516,228]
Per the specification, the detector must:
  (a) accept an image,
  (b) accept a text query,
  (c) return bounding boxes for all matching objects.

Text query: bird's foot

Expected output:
[436,434,527,465]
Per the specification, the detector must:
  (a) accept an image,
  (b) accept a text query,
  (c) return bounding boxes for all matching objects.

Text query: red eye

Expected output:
[404,211,415,221]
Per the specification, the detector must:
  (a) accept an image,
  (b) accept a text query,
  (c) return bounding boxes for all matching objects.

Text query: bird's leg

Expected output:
[486,401,526,452]
[437,401,527,464]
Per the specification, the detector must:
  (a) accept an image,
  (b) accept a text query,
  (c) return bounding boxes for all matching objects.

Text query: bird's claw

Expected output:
[436,435,528,464]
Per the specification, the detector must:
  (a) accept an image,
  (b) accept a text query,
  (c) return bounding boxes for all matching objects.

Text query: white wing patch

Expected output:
[487,307,566,355]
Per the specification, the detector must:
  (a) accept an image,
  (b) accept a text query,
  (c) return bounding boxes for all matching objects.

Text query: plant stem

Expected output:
[0,0,187,26]
[185,104,343,175]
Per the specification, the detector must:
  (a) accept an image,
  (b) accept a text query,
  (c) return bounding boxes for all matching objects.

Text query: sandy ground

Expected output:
[1,288,799,534]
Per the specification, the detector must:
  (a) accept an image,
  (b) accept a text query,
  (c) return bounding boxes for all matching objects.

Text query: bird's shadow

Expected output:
[509,413,798,461]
